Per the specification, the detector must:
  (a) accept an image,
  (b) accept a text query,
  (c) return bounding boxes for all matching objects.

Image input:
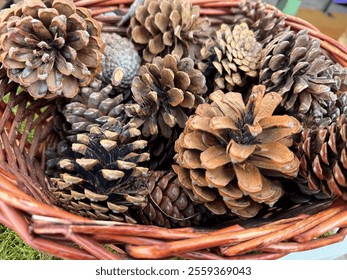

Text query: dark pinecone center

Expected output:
[228,102,258,145]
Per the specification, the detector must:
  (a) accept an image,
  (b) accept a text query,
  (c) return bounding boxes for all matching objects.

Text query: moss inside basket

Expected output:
[0,224,58,260]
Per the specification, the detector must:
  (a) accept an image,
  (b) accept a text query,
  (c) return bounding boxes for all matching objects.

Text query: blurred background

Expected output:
[264,0,347,44]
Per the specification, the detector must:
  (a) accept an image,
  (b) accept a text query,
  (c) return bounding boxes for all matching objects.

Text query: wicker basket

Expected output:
[1,0,347,260]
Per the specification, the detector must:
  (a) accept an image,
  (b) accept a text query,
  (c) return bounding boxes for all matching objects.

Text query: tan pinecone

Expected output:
[99,32,141,91]
[126,54,207,139]
[173,85,301,218]
[48,119,150,222]
[198,23,262,91]
[297,114,347,200]
[229,0,286,45]
[129,0,210,62]
[0,0,103,98]
[134,170,208,228]
[63,78,128,133]
[259,29,341,123]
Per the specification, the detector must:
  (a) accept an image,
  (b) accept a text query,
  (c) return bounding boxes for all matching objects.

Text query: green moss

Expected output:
[0,224,57,260]
[319,230,335,238]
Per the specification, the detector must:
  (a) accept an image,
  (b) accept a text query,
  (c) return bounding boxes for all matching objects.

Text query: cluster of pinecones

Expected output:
[1,0,347,228]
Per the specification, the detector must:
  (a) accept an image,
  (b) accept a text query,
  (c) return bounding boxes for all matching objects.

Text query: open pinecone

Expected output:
[126,54,207,139]
[63,78,129,134]
[173,85,301,218]
[0,0,103,98]
[229,0,286,45]
[99,32,141,91]
[198,23,262,92]
[129,0,210,62]
[134,170,208,228]
[47,119,150,222]
[259,29,341,123]
[297,114,347,200]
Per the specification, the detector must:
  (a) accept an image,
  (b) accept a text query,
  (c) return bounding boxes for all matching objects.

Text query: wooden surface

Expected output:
[297,8,347,40]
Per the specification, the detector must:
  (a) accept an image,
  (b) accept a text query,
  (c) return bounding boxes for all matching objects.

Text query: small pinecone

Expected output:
[48,120,150,222]
[229,0,286,45]
[126,54,207,139]
[0,0,103,98]
[173,85,301,218]
[99,33,141,91]
[297,114,347,200]
[326,64,347,123]
[63,78,128,133]
[198,23,262,91]
[129,0,210,62]
[134,170,208,228]
[259,29,341,123]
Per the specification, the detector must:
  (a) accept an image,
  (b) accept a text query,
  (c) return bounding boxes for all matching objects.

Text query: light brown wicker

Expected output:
[1,0,347,260]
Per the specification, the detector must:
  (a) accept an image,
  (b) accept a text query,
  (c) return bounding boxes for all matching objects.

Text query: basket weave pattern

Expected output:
[1,0,347,260]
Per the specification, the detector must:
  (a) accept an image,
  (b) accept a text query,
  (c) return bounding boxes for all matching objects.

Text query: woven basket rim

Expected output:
[1,0,347,260]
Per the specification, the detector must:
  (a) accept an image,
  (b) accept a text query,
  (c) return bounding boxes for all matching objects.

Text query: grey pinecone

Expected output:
[99,33,141,91]
[259,29,342,124]
[63,78,128,134]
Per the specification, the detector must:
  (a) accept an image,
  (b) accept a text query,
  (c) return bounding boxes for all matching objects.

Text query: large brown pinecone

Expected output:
[63,78,128,133]
[99,32,141,91]
[173,85,301,218]
[134,170,208,228]
[259,29,341,123]
[297,114,347,200]
[198,23,262,91]
[129,0,210,62]
[126,54,207,139]
[228,0,286,45]
[47,119,150,222]
[0,0,103,98]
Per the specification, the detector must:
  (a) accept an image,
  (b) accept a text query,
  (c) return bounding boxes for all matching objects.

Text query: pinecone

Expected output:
[259,29,341,123]
[325,64,347,123]
[228,0,286,45]
[47,119,150,222]
[63,78,128,134]
[198,23,262,92]
[173,85,302,218]
[129,0,210,62]
[297,114,347,200]
[0,0,103,98]
[134,170,208,228]
[126,54,207,139]
[99,32,141,91]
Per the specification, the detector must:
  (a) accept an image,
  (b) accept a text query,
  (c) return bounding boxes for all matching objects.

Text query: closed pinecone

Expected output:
[134,170,207,228]
[126,54,207,139]
[173,85,301,218]
[48,119,150,222]
[99,33,141,91]
[0,0,103,98]
[259,29,341,123]
[199,23,262,92]
[63,78,128,133]
[229,0,286,45]
[129,0,210,62]
[297,114,347,200]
